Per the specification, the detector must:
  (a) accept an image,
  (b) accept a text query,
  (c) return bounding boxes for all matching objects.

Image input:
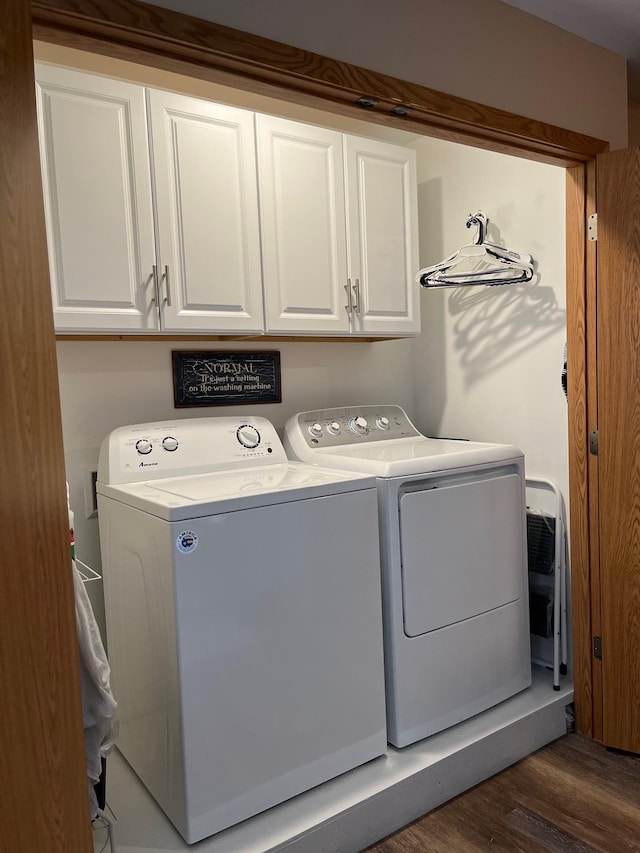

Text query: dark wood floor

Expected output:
[367,734,640,852]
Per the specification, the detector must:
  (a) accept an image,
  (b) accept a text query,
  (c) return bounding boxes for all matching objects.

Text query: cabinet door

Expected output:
[36,65,157,332]
[148,91,264,332]
[257,115,350,334]
[345,136,419,335]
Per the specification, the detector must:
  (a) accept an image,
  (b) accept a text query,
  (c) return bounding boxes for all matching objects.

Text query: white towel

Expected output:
[72,559,118,818]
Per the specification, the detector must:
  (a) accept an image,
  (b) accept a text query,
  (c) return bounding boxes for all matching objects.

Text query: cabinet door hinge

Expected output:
[589,429,599,456]
[593,636,602,661]
[588,213,598,241]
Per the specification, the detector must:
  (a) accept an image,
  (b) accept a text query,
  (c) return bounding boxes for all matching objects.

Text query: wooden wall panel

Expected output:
[0,1,92,849]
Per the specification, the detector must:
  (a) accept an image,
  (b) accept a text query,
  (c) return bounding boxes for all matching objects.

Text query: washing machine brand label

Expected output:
[177,531,198,554]
[139,461,158,468]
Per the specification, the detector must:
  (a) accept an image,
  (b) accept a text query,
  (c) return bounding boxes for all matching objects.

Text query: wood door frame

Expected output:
[566,162,600,739]
[31,0,607,167]
[15,10,603,845]
[1,2,93,851]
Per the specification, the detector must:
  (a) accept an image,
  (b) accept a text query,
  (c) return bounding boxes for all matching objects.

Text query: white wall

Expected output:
[411,139,567,667]
[411,137,567,505]
[141,0,628,148]
[59,339,415,573]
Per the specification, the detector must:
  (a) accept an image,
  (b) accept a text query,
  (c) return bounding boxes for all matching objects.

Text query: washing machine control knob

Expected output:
[376,416,390,430]
[308,422,323,438]
[162,436,179,452]
[327,421,341,435]
[237,424,261,449]
[135,438,152,455]
[349,416,368,435]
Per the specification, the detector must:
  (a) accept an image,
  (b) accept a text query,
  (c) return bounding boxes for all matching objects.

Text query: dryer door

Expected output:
[399,472,524,637]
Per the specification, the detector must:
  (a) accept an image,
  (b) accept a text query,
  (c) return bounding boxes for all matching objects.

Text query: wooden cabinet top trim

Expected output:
[31,0,608,167]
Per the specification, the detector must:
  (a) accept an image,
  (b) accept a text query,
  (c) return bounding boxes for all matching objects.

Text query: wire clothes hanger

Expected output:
[417,211,535,288]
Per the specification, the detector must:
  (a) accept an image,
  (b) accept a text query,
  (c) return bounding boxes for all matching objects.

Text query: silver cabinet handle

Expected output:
[352,278,361,313]
[344,278,353,315]
[162,265,172,307]
[151,265,160,306]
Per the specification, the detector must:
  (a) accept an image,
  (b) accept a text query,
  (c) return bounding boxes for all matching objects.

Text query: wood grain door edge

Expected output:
[585,158,602,742]
[1,1,92,849]
[566,162,600,740]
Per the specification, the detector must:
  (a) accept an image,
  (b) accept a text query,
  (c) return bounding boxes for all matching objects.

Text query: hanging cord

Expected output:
[93,807,117,852]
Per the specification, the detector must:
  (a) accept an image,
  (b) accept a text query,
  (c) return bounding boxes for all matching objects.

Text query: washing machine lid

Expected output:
[97,461,376,521]
[302,437,523,478]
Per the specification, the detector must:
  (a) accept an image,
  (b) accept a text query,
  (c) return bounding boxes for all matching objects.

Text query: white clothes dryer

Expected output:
[284,405,531,748]
[97,416,386,844]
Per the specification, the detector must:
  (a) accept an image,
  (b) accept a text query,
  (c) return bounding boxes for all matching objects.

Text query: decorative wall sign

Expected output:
[172,351,281,408]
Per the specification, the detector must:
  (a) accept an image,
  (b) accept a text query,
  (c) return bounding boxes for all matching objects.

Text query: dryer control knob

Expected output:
[237,424,261,448]
[162,436,179,452]
[376,416,390,430]
[135,438,152,455]
[349,416,368,435]
[308,422,323,438]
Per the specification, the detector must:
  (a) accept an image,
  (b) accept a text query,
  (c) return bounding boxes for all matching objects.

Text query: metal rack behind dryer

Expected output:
[525,476,568,690]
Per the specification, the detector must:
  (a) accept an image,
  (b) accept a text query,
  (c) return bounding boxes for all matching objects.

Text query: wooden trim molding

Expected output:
[584,159,602,741]
[31,0,608,166]
[565,161,600,741]
[566,164,596,738]
[0,1,92,849]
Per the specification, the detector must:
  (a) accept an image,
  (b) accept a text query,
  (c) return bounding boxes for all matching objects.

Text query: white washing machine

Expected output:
[284,405,531,748]
[96,416,387,844]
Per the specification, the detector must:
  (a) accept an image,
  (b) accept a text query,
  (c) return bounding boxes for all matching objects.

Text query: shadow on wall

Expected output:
[414,175,565,436]
[448,282,565,389]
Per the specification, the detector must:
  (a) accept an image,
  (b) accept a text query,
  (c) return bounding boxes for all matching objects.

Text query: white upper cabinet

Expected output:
[256,115,350,334]
[147,91,263,332]
[257,117,419,337]
[36,64,157,332]
[344,136,419,335]
[36,64,420,338]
